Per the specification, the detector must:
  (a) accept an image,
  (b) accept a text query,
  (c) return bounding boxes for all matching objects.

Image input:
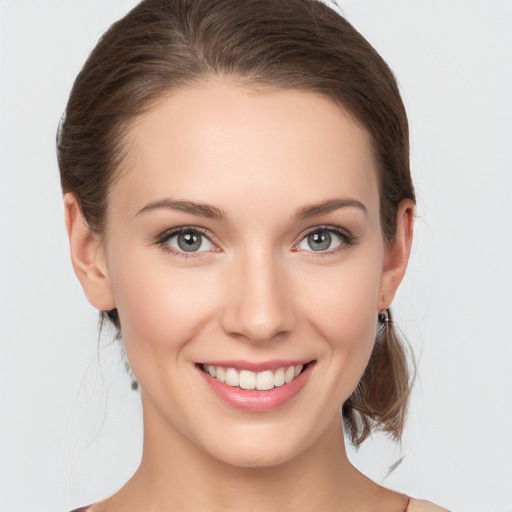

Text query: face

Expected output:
[71,80,411,468]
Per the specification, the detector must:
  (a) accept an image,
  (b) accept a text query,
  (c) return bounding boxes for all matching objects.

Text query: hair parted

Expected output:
[57,0,415,446]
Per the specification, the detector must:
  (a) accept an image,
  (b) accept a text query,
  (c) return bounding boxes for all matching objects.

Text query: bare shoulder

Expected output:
[407,498,451,512]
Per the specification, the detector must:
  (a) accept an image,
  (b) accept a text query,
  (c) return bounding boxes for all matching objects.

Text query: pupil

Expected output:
[178,232,202,252]
[308,231,331,251]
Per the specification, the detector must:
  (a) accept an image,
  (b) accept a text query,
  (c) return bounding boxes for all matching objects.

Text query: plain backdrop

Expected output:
[1,1,511,511]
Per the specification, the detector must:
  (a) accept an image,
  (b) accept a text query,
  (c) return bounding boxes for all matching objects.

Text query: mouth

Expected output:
[197,360,315,411]
[198,362,312,391]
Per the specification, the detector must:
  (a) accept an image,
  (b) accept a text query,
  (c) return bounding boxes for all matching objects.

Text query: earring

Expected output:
[378,308,390,325]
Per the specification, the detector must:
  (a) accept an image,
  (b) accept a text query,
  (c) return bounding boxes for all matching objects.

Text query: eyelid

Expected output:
[153,224,356,258]
[155,225,215,243]
[292,224,357,253]
[154,225,220,257]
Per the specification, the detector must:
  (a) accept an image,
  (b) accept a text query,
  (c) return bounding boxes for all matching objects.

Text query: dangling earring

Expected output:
[378,308,390,325]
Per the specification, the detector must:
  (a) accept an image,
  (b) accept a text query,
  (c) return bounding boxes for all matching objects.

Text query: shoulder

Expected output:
[408,498,451,512]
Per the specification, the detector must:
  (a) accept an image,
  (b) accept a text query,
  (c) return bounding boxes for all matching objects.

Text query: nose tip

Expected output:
[220,256,295,343]
[233,306,289,343]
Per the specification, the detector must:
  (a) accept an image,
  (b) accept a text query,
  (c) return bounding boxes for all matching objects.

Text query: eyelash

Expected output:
[154,225,358,259]
[154,226,217,260]
[293,225,358,256]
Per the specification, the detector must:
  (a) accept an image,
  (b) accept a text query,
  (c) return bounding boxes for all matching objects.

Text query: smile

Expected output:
[197,361,315,412]
[201,364,304,391]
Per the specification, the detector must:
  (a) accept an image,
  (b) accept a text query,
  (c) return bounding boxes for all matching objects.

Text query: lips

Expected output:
[197,360,315,412]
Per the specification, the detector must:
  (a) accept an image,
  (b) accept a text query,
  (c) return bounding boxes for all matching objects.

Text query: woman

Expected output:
[58,0,448,510]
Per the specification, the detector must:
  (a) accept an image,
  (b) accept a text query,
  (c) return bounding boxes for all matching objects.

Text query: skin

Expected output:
[65,80,414,512]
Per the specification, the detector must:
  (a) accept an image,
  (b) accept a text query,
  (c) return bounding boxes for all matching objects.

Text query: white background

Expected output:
[1,1,511,511]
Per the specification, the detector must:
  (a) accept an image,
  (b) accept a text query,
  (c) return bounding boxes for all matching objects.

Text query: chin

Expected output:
[200,421,321,469]
[213,442,299,469]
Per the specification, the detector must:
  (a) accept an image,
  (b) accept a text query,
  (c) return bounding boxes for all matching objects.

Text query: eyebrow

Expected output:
[136,197,366,221]
[136,199,226,220]
[294,198,367,220]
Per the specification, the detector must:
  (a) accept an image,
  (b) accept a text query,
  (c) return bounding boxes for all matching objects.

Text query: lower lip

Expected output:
[197,363,314,412]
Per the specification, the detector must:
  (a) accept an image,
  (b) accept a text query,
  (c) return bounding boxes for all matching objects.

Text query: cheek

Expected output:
[299,251,382,338]
[295,250,383,394]
[107,250,222,362]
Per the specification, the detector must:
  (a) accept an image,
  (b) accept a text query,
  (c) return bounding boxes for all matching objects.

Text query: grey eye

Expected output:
[177,231,203,252]
[296,228,348,253]
[307,230,332,251]
[166,230,213,253]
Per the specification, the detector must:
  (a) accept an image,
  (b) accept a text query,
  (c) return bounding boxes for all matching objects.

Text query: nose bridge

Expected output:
[221,245,294,342]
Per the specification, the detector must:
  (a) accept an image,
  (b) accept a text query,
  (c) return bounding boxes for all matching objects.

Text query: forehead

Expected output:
[114,80,380,221]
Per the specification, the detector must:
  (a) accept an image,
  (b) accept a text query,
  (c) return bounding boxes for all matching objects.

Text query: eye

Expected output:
[158,228,215,254]
[295,227,353,253]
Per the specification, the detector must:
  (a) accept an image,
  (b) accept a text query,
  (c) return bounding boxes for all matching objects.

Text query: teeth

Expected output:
[203,363,305,390]
[274,368,285,387]
[256,370,274,391]
[239,370,256,390]
[216,366,226,383]
[225,368,240,387]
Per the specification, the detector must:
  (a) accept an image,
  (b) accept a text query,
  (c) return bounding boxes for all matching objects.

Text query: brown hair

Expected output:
[57,0,415,446]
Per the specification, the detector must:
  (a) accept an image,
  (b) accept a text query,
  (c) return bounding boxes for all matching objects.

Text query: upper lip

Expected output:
[197,359,314,372]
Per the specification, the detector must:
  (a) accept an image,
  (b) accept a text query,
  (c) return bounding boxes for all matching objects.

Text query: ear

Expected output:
[64,193,116,311]
[377,199,415,310]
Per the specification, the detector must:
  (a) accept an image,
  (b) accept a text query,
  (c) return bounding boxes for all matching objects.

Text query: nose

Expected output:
[220,249,296,344]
